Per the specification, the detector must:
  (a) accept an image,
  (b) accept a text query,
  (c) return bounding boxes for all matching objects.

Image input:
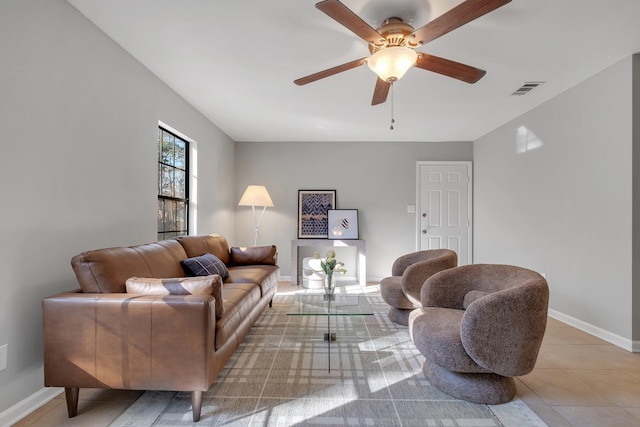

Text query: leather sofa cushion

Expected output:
[230,245,277,266]
[176,234,231,265]
[71,239,188,293]
[125,275,224,319]
[181,253,229,279]
[215,282,261,350]
[227,265,279,297]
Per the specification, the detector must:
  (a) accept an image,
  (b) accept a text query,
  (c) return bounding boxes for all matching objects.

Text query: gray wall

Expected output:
[0,0,235,414]
[474,56,635,344]
[234,141,473,280]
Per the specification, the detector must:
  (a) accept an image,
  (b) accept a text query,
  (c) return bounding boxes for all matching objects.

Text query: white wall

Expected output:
[234,141,472,280]
[474,56,635,345]
[0,0,235,415]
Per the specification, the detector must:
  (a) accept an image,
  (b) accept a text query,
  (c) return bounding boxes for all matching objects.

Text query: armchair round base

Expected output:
[422,360,517,405]
[387,307,413,326]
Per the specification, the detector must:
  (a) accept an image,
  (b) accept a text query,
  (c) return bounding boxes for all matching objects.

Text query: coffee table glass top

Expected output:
[287,291,373,316]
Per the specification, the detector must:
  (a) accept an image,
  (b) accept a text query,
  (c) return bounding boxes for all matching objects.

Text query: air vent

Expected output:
[512,81,544,96]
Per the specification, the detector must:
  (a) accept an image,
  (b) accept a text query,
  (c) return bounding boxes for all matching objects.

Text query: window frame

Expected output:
[157,126,189,241]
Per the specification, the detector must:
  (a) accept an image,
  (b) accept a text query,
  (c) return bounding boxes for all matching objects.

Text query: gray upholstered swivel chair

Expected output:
[379,249,458,325]
[409,264,549,404]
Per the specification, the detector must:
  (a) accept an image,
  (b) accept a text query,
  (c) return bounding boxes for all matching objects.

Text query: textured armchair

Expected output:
[380,249,457,325]
[409,264,549,404]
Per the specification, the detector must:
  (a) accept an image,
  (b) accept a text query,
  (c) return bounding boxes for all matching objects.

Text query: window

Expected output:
[158,127,189,240]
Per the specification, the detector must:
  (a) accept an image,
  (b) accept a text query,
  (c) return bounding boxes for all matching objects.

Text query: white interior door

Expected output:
[417,161,472,265]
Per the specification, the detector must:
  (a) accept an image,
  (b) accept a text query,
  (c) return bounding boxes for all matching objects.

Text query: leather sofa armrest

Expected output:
[43,291,216,391]
[229,245,278,266]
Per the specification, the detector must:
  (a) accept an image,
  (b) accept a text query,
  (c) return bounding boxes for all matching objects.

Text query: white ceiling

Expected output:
[67,0,640,142]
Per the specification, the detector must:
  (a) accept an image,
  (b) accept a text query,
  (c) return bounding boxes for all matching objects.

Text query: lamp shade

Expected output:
[238,185,274,207]
[367,46,418,82]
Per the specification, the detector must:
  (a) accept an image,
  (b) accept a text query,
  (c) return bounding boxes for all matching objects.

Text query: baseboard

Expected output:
[548,309,640,352]
[0,386,63,427]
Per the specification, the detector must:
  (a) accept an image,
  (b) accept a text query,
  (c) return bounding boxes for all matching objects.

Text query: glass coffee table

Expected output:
[287,290,373,372]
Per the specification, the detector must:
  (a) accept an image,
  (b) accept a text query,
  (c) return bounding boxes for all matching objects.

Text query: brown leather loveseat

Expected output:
[42,234,279,422]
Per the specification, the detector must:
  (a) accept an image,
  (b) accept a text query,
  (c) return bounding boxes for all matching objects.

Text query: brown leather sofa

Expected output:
[42,234,279,422]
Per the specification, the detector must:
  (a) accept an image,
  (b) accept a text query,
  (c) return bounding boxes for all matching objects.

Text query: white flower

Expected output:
[307,250,347,276]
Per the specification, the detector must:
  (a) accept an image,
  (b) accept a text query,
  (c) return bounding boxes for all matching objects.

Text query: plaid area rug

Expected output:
[111,287,546,427]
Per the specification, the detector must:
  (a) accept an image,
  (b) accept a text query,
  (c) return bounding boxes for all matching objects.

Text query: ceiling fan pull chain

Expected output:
[390,81,395,130]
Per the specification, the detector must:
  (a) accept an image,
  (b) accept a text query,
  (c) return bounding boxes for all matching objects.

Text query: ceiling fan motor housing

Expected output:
[369,17,421,54]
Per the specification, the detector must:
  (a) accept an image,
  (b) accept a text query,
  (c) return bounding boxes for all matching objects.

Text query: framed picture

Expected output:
[298,190,336,238]
[327,209,359,239]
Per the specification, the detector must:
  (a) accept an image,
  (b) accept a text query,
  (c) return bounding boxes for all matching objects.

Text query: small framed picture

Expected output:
[298,190,337,238]
[327,209,359,239]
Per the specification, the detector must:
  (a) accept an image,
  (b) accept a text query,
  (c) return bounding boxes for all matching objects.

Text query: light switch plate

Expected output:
[0,344,7,371]
[407,204,416,214]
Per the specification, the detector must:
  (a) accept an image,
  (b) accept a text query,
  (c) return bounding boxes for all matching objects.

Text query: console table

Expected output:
[290,239,366,286]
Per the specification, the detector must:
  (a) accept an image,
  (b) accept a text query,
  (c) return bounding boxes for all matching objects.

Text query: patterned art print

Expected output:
[298,190,336,238]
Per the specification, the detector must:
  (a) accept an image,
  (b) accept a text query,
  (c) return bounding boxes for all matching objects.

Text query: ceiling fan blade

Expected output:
[410,0,511,45]
[294,57,367,86]
[371,78,390,105]
[415,53,486,83]
[316,0,385,45]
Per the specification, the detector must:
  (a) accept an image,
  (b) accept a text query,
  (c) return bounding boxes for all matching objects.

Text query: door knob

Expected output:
[422,229,427,234]
[422,213,427,218]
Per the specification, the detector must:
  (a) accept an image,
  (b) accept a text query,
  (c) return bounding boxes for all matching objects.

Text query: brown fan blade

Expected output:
[316,0,385,45]
[371,78,390,105]
[294,57,367,86]
[415,53,486,84]
[410,0,511,45]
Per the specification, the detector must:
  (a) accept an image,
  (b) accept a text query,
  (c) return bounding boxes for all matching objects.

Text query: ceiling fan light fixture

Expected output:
[367,46,418,82]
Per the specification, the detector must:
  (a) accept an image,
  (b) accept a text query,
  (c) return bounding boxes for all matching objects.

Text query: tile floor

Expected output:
[12,282,640,427]
[516,316,640,426]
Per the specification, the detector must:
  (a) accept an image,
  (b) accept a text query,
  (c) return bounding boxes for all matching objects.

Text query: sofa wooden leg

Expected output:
[191,390,203,422]
[64,387,79,418]
[269,299,273,308]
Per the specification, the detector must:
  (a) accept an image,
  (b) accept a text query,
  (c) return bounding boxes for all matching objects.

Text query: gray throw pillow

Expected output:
[181,253,229,279]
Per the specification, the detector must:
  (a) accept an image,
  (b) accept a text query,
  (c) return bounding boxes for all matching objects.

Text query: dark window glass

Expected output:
[157,127,188,240]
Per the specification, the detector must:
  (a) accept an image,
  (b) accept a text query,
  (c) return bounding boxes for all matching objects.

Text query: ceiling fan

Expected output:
[294,0,511,106]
